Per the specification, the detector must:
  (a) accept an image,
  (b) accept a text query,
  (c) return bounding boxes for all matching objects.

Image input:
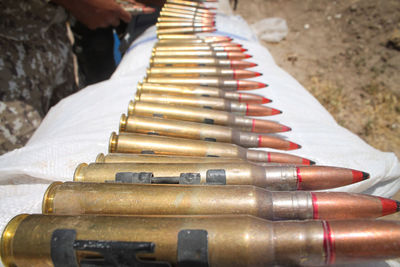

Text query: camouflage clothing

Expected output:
[0,0,77,154]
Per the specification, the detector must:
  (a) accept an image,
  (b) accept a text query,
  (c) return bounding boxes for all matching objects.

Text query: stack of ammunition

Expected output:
[2,1,400,266]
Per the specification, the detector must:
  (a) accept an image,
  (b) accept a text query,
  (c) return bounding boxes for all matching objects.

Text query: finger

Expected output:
[118,8,132,23]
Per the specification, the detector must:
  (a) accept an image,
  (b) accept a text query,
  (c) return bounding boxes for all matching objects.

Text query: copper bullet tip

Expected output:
[251,119,292,133]
[256,135,301,150]
[281,125,292,132]
[270,108,282,115]
[311,192,400,219]
[255,72,262,77]
[236,80,268,90]
[288,142,302,150]
[262,97,272,104]
[301,158,315,165]
[379,198,400,216]
[246,104,280,116]
[351,170,370,183]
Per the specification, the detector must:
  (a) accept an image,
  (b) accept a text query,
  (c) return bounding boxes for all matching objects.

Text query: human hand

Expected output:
[54,0,132,29]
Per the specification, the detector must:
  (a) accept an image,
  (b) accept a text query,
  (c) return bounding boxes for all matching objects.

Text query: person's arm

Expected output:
[53,0,132,29]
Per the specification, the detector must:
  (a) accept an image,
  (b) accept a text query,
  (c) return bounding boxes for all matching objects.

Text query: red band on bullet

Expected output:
[322,221,335,265]
[233,69,237,79]
[229,60,233,69]
[379,197,398,216]
[238,93,242,102]
[296,167,302,190]
[245,103,249,115]
[311,192,319,219]
[258,135,262,147]
[236,79,240,90]
[251,119,256,132]
[267,152,271,162]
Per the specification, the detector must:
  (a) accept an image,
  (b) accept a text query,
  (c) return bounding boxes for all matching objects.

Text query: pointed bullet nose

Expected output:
[351,170,370,183]
[245,54,252,58]
[281,125,292,132]
[288,142,301,150]
[255,72,262,77]
[380,198,400,216]
[302,158,314,165]
[240,48,248,52]
[270,108,282,115]
[257,82,267,88]
[262,97,272,104]
[246,104,279,116]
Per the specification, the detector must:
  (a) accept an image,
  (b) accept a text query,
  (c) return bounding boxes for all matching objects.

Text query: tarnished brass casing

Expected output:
[135,92,247,112]
[43,182,313,220]
[109,132,247,158]
[128,101,248,129]
[73,162,298,190]
[4,214,400,267]
[95,153,247,164]
[120,115,265,148]
[146,67,239,78]
[137,83,262,103]
[156,27,215,35]
[128,101,285,133]
[149,57,232,67]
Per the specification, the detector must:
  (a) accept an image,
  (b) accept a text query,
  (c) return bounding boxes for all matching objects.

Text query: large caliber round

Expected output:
[43,182,399,220]
[3,215,400,267]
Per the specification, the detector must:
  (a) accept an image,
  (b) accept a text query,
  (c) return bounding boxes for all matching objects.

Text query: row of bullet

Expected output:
[2,1,400,266]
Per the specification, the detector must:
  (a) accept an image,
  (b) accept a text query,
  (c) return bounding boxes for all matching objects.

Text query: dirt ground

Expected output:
[235,0,400,159]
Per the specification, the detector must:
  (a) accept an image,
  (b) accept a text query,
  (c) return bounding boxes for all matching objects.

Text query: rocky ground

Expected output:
[235,0,400,158]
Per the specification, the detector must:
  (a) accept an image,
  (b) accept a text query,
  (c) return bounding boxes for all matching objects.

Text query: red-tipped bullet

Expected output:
[246,104,282,116]
[281,125,292,132]
[232,70,262,79]
[311,192,400,219]
[229,60,258,69]
[251,119,291,133]
[246,150,314,165]
[257,135,301,150]
[226,52,252,59]
[234,93,271,104]
[296,166,370,190]
[236,80,267,90]
[380,197,400,216]
[351,170,370,183]
[262,97,272,104]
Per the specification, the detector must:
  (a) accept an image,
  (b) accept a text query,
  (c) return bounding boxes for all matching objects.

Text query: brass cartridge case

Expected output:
[146,67,258,79]
[108,133,312,165]
[128,101,287,133]
[44,182,400,220]
[156,27,215,34]
[153,45,244,52]
[151,50,249,59]
[161,8,215,18]
[159,11,213,20]
[149,57,254,68]
[136,92,249,113]
[4,214,400,266]
[144,77,265,90]
[74,161,366,190]
[74,162,296,190]
[156,22,215,28]
[157,17,212,23]
[95,153,247,164]
[120,115,293,149]
[157,34,232,43]
[137,83,266,104]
